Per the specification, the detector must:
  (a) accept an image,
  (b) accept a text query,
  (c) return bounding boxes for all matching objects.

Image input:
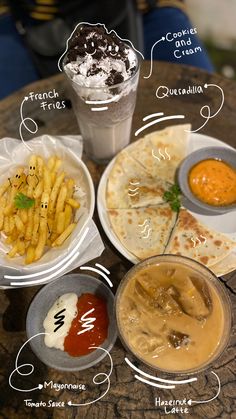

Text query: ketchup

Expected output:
[64,293,109,357]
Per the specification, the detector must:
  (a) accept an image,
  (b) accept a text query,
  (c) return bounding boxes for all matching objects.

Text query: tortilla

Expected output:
[164,209,236,267]
[210,252,236,276]
[128,124,190,182]
[106,150,170,209]
[108,204,177,259]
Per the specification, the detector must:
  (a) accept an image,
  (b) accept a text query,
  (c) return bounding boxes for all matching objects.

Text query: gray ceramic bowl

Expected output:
[26,274,117,371]
[178,146,236,214]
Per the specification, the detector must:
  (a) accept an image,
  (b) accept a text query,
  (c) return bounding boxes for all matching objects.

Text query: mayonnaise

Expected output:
[43,293,78,350]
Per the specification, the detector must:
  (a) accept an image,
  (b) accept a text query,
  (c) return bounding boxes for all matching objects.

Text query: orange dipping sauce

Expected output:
[188,159,236,206]
[64,293,109,357]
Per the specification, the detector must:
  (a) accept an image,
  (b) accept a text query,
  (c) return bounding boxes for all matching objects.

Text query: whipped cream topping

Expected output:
[64,24,138,89]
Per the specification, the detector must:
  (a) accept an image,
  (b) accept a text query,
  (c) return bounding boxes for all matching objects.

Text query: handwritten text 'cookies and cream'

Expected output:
[163,27,201,59]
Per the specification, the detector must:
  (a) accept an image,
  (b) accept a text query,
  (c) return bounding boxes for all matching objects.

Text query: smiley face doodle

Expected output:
[2,167,27,215]
[26,155,39,195]
[8,167,26,192]
[40,192,49,226]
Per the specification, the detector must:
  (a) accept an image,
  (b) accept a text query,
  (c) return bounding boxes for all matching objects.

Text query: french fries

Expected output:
[0,154,80,264]
[52,223,76,247]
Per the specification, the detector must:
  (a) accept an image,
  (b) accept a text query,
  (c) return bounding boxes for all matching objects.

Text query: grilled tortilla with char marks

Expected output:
[108,204,177,260]
[106,150,171,209]
[165,209,236,267]
[128,124,190,183]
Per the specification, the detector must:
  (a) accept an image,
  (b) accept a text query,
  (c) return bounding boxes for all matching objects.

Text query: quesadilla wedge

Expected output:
[210,252,236,276]
[108,204,177,259]
[164,209,236,267]
[128,124,190,182]
[106,150,171,209]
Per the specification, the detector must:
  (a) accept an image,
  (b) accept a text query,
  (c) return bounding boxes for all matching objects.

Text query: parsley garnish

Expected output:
[14,193,35,209]
[163,184,181,212]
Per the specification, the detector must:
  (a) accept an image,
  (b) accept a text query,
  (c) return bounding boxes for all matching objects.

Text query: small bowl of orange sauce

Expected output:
[178,147,236,214]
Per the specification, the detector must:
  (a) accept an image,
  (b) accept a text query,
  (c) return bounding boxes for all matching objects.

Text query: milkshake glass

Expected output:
[62,24,140,163]
[64,62,140,163]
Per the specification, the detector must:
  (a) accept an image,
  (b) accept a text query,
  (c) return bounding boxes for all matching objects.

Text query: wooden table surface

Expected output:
[0,61,236,419]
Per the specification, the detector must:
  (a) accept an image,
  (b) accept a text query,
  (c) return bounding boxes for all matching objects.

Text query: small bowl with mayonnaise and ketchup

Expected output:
[26,273,117,371]
[178,147,236,214]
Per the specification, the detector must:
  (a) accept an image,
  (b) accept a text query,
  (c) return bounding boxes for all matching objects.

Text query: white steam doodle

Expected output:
[19,97,35,152]
[128,180,140,197]
[142,229,151,239]
[185,83,224,133]
[6,226,89,286]
[77,308,96,335]
[68,346,113,407]
[138,219,152,239]
[191,235,207,248]
[129,181,140,186]
[152,148,171,161]
[128,188,139,196]
[135,113,185,137]
[138,219,148,228]
[80,263,113,288]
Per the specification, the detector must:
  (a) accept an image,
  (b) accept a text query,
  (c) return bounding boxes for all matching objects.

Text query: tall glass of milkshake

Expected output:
[63,24,140,163]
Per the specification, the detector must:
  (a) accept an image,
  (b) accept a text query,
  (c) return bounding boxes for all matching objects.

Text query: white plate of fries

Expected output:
[0,134,97,286]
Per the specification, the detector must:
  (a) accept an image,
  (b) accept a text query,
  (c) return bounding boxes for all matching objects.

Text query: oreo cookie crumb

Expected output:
[106,70,124,86]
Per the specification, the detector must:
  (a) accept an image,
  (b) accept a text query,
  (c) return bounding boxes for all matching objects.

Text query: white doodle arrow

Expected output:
[185,83,224,133]
[19,96,34,152]
[9,332,46,392]
[143,37,166,79]
[189,371,221,405]
[68,346,113,406]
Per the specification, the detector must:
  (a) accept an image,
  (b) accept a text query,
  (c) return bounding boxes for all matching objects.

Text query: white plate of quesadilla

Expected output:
[97,124,236,276]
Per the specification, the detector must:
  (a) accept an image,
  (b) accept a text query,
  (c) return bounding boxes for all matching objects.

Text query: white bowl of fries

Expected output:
[0,135,96,284]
